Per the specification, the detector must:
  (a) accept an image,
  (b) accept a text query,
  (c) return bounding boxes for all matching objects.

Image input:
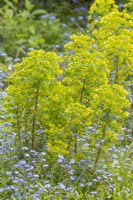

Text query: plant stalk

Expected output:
[31,82,40,150]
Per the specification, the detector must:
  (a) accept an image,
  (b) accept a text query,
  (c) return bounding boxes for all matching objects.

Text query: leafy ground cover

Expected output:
[0,0,133,200]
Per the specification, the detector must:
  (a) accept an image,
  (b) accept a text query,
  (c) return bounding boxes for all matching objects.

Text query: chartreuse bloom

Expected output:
[90,84,130,143]
[92,9,133,86]
[88,0,118,30]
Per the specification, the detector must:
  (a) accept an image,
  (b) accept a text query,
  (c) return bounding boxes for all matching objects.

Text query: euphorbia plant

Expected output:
[63,31,130,168]
[90,2,133,147]
[5,50,63,149]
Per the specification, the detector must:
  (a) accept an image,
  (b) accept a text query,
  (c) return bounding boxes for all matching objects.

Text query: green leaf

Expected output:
[41,195,52,199]
[28,35,39,47]
[21,10,30,19]
[32,9,47,16]
[5,9,14,19]
[4,0,15,10]
[29,25,35,34]
[25,0,34,11]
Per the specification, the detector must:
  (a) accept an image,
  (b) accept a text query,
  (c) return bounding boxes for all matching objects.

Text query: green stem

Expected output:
[92,125,106,174]
[31,82,40,150]
[73,79,86,154]
[92,112,110,174]
[114,56,119,84]
[74,133,77,154]
[16,105,21,147]
[80,79,86,103]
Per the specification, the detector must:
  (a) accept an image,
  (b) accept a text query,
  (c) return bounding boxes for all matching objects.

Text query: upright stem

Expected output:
[74,133,77,154]
[114,56,119,84]
[92,112,110,174]
[114,67,119,84]
[73,79,86,154]
[92,125,107,174]
[31,82,40,150]
[16,106,21,146]
[17,117,21,144]
[131,98,133,136]
[80,79,86,103]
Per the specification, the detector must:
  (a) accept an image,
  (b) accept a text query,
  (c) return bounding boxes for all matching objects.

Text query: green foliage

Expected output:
[0,0,62,57]
[125,0,133,13]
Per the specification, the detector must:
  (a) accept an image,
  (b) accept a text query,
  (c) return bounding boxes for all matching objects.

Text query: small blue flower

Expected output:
[43,164,49,168]
[74,8,79,11]
[69,159,75,164]
[80,7,87,11]
[62,23,67,27]
[41,14,49,19]
[72,0,77,3]
[24,153,30,157]
[58,52,63,57]
[87,182,93,186]
[22,147,29,151]
[14,171,19,174]
[80,27,84,31]
[28,47,34,51]
[91,44,96,48]
[64,32,71,37]
[28,172,33,177]
[78,16,83,20]
[20,45,26,49]
[55,44,61,49]
[33,174,39,178]
[70,17,76,22]
[0,188,4,192]
[0,82,3,88]
[41,152,46,156]
[64,40,69,44]
[70,176,77,181]
[14,58,21,62]
[90,191,97,195]
[26,166,34,171]
[44,184,51,189]
[66,187,73,192]
[68,169,75,174]
[50,16,56,20]
[0,53,7,57]
[119,4,124,9]
[19,160,27,166]
[92,14,98,19]
[58,183,66,190]
[109,184,115,189]
[3,122,12,127]
[44,145,48,150]
[40,158,46,162]
[72,133,77,137]
[38,129,44,133]
[117,176,122,181]
[6,172,12,178]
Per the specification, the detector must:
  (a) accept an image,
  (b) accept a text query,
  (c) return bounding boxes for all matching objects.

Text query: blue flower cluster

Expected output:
[0,122,133,199]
